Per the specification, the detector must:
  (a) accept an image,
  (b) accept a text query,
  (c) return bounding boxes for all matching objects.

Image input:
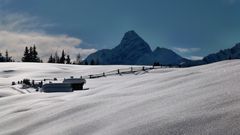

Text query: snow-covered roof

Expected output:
[63,78,86,84]
[41,83,72,92]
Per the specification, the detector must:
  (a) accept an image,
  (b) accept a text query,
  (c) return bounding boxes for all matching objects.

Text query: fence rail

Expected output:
[80,66,164,79]
[13,65,172,87]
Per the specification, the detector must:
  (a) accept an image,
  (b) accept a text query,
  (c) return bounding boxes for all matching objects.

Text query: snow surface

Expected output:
[1,61,240,135]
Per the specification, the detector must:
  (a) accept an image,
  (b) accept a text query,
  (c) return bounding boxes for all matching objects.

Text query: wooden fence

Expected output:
[80,66,165,79]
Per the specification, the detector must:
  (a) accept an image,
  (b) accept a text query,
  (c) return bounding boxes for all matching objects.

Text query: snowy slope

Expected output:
[1,61,240,135]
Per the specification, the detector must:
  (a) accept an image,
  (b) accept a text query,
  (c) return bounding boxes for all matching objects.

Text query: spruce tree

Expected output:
[76,53,81,64]
[29,46,33,62]
[66,55,71,64]
[0,52,3,62]
[90,59,95,65]
[60,50,65,64]
[22,46,29,62]
[54,51,59,63]
[48,54,54,63]
[5,50,9,62]
[22,46,40,62]
[33,45,40,62]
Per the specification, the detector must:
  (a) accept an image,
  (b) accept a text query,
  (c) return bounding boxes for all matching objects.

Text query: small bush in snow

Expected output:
[23,79,31,86]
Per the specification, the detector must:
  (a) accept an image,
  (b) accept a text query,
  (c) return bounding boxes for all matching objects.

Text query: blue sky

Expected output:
[0,0,240,60]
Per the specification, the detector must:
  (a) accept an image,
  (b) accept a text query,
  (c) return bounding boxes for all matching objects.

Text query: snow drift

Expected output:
[0,60,240,135]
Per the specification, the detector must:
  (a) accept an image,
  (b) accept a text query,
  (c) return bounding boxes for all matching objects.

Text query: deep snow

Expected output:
[0,61,240,135]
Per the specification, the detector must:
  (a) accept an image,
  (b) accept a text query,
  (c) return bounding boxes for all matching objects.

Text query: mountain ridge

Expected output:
[183,43,240,67]
[85,30,240,66]
[85,30,188,65]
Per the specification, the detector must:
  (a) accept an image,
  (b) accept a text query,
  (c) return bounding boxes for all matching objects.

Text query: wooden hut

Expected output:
[63,78,86,90]
[41,83,72,93]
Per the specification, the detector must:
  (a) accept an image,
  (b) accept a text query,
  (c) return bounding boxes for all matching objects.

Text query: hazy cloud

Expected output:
[173,47,200,53]
[0,12,40,32]
[0,11,96,61]
[186,56,203,60]
[0,31,96,61]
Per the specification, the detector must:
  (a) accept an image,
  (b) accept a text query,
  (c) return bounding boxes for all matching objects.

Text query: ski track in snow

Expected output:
[0,61,240,135]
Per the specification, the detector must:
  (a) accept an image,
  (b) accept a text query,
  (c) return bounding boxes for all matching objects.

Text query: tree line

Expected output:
[0,50,13,62]
[0,45,100,65]
[48,50,71,64]
[22,45,42,62]
[47,50,100,65]
[0,45,158,66]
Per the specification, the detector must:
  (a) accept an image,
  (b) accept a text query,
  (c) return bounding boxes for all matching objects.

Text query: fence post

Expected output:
[142,66,145,71]
[131,67,133,72]
[103,72,105,77]
[32,80,35,87]
[40,81,43,88]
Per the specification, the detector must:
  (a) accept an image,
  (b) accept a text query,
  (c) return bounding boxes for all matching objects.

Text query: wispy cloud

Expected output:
[0,11,96,61]
[0,31,96,61]
[0,12,43,32]
[173,47,200,53]
[186,56,203,60]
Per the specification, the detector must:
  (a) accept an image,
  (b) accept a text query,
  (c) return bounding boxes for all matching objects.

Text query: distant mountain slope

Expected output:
[85,31,188,65]
[203,43,240,64]
[182,43,240,67]
[136,47,190,65]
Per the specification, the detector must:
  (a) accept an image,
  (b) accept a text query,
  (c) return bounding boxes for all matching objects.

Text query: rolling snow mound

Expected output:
[0,61,240,135]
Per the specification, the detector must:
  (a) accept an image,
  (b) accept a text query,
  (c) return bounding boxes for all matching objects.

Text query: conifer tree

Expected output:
[59,50,65,64]
[29,46,33,62]
[66,55,71,64]
[54,51,59,63]
[33,45,40,62]
[48,54,54,63]
[5,50,9,62]
[76,53,81,65]
[0,52,3,62]
[22,46,30,62]
[90,59,95,65]
[22,46,40,62]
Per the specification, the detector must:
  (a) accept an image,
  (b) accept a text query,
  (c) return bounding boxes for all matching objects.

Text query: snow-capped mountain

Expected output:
[85,30,187,65]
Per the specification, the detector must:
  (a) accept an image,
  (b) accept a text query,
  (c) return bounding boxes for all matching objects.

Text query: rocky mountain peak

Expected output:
[85,30,187,65]
[118,30,150,49]
[122,30,139,40]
